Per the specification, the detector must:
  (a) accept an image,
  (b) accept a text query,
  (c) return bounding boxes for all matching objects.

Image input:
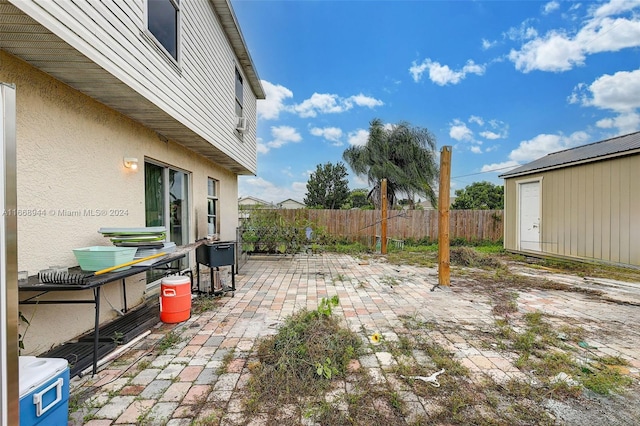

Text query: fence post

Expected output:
[438,146,452,286]
[381,178,388,254]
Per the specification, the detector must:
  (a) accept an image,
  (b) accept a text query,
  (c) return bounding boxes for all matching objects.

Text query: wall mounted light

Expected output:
[123,157,138,170]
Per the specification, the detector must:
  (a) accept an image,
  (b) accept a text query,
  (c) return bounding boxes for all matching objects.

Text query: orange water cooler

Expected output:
[159,275,191,323]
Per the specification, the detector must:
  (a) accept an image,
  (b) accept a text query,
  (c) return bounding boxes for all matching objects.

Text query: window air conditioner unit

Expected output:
[236,116,247,132]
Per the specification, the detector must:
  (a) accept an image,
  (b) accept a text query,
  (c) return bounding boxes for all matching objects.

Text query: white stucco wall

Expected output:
[3,51,240,354]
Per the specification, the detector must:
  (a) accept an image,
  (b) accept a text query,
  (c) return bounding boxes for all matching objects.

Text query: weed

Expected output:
[317,295,339,316]
[450,246,505,269]
[356,280,368,289]
[387,250,437,268]
[388,390,403,411]
[192,294,220,314]
[396,335,414,355]
[156,330,183,353]
[381,275,399,287]
[581,366,633,395]
[245,298,361,411]
[217,349,235,375]
[111,331,124,345]
[136,359,151,371]
[332,273,346,283]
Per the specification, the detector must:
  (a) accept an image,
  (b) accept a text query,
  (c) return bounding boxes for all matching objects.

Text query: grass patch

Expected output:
[386,250,437,267]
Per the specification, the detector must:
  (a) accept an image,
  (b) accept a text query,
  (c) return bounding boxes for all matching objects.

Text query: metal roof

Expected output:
[499,131,640,178]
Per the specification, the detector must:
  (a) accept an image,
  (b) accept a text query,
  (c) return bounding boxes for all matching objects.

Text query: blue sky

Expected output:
[234,0,640,204]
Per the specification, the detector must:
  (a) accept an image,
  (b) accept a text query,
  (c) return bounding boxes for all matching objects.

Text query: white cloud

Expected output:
[256,142,269,154]
[509,1,640,73]
[509,30,585,72]
[480,131,502,140]
[596,112,640,134]
[409,59,485,85]
[239,176,307,204]
[481,131,590,173]
[310,126,343,145]
[348,129,369,147]
[571,69,640,134]
[504,21,539,41]
[470,146,483,154]
[582,69,640,112]
[449,119,474,141]
[543,1,560,15]
[469,115,484,126]
[259,126,302,153]
[258,80,293,120]
[508,131,590,163]
[480,161,521,173]
[349,94,384,108]
[450,116,508,144]
[592,0,640,19]
[482,38,497,50]
[293,93,383,118]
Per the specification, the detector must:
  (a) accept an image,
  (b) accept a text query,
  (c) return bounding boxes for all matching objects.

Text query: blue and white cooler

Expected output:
[19,356,70,426]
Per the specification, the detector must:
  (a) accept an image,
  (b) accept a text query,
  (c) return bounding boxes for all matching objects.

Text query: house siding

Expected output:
[504,154,640,266]
[9,0,258,173]
[3,51,240,353]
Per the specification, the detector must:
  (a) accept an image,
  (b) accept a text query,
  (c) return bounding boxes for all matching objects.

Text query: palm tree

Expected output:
[342,118,438,209]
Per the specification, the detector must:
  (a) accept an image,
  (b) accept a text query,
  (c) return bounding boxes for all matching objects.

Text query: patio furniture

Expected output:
[18,251,187,377]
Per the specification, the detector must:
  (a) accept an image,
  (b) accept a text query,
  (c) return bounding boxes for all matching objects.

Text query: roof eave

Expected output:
[500,148,640,179]
[210,0,265,100]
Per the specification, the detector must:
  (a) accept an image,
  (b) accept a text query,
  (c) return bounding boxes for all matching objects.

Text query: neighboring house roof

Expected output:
[277,199,305,208]
[500,131,640,179]
[1,0,264,174]
[238,196,274,207]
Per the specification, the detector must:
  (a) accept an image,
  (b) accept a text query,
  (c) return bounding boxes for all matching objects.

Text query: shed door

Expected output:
[519,181,541,251]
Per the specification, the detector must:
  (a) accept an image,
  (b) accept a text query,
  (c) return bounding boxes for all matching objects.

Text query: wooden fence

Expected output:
[269,209,504,243]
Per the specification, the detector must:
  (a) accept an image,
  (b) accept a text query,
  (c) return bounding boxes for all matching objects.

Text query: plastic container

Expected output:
[72,246,137,271]
[19,356,69,426]
[160,275,192,323]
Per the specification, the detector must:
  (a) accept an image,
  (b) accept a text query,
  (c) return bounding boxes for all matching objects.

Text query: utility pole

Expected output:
[438,146,452,286]
[381,178,388,254]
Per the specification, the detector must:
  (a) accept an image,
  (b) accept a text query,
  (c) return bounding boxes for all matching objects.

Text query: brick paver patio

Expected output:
[68,253,640,425]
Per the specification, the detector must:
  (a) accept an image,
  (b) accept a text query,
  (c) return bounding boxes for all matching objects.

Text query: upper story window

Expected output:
[148,0,180,61]
[235,67,243,117]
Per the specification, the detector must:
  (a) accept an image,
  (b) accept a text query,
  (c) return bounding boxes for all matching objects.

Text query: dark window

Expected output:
[207,178,218,235]
[235,68,243,117]
[148,0,179,60]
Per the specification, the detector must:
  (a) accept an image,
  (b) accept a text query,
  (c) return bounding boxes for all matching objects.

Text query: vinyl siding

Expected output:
[11,0,258,173]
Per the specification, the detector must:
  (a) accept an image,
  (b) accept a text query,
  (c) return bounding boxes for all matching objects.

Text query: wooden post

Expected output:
[381,178,388,254]
[438,146,452,286]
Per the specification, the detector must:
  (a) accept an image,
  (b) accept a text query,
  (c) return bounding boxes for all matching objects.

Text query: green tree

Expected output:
[451,181,504,210]
[342,118,438,209]
[304,162,350,209]
[346,188,374,209]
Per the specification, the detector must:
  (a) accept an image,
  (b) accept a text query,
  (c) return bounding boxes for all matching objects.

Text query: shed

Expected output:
[500,131,640,267]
